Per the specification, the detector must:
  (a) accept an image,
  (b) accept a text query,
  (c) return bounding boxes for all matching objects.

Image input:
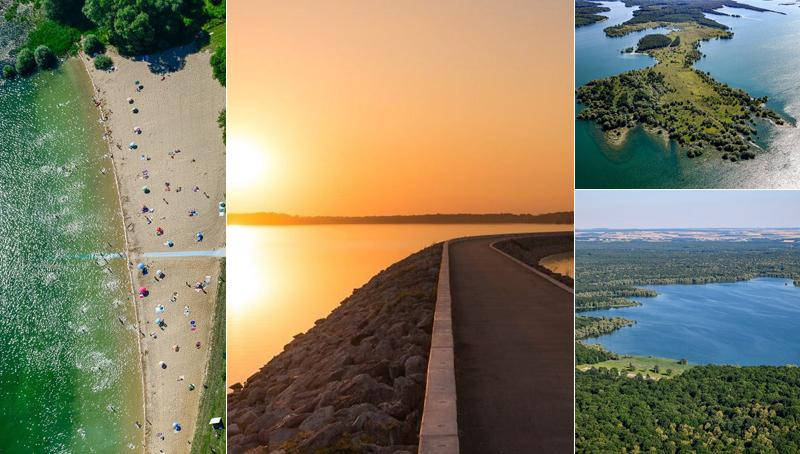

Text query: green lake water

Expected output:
[576,1,800,188]
[0,59,143,452]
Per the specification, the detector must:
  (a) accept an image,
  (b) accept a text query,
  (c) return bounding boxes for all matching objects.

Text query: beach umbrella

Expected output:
[142,186,150,194]
[132,108,139,114]
[173,344,179,352]
[137,262,146,271]
[196,232,203,242]
[155,227,163,235]
[155,305,165,314]
[165,240,174,248]
[134,80,140,85]
[155,318,163,326]
[156,269,164,278]
[172,422,181,432]
[129,142,137,149]
[159,361,166,369]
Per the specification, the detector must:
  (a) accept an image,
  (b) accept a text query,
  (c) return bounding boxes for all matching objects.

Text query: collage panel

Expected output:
[0,1,226,453]
[226,1,575,453]
[575,0,800,188]
[575,190,800,452]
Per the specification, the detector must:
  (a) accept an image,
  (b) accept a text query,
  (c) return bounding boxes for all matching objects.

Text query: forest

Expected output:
[576,0,611,27]
[576,238,800,311]
[603,0,777,37]
[577,366,800,452]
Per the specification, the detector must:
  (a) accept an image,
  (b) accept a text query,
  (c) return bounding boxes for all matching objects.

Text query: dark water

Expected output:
[0,60,143,452]
[584,278,800,366]
[576,1,800,188]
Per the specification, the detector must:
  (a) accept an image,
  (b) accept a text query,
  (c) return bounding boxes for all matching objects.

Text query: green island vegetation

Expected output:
[576,235,800,451]
[2,0,225,79]
[576,0,788,161]
[576,0,611,27]
[93,53,112,70]
[636,33,673,51]
[217,109,225,143]
[190,260,226,454]
[577,366,800,451]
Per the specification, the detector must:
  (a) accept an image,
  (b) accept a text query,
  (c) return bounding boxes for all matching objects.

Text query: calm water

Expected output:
[0,60,143,452]
[227,223,572,384]
[576,1,800,188]
[584,278,800,365]
[539,252,574,278]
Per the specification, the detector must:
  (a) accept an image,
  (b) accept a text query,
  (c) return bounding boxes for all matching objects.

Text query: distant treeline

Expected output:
[576,240,800,311]
[228,212,574,226]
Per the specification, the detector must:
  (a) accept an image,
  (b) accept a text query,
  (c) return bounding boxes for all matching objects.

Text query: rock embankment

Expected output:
[495,233,574,287]
[228,244,443,454]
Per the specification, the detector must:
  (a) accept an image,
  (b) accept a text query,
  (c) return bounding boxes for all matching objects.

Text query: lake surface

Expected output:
[576,1,800,188]
[227,223,572,385]
[583,278,800,365]
[0,60,143,451]
[539,252,574,278]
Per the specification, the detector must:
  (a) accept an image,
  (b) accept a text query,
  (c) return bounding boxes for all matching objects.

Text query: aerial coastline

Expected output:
[82,46,225,452]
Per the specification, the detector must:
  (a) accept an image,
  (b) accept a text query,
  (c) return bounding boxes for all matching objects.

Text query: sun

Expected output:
[227,135,270,192]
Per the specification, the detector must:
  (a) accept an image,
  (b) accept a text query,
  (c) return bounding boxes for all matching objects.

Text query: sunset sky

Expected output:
[228,0,573,216]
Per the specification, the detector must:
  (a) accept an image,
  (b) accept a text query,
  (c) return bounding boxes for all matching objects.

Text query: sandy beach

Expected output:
[81,47,225,453]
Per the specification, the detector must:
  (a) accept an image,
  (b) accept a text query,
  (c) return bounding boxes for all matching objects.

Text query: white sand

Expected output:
[82,47,225,453]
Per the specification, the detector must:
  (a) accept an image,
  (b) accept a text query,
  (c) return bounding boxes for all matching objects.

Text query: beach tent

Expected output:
[210,417,223,430]
[173,344,179,352]
[155,269,164,278]
[196,232,203,242]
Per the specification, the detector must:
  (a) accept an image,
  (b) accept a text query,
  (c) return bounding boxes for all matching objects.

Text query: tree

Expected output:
[2,65,16,79]
[210,45,225,86]
[34,45,57,69]
[43,0,91,27]
[83,34,104,55]
[15,49,37,76]
[94,55,113,70]
[82,0,203,55]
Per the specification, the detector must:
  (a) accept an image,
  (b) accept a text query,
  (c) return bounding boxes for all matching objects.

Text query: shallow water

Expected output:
[583,278,800,365]
[226,223,572,385]
[0,60,143,452]
[576,1,800,188]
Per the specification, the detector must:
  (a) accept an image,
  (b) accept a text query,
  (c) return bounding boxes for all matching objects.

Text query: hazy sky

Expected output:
[228,0,573,215]
[576,190,800,229]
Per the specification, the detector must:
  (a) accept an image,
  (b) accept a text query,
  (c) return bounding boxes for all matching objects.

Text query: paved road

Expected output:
[450,234,573,454]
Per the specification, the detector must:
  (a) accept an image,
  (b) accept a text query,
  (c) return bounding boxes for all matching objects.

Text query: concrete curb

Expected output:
[489,239,574,295]
[419,242,460,454]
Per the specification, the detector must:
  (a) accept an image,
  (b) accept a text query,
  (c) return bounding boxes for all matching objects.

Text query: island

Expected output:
[576,0,788,161]
[576,0,612,26]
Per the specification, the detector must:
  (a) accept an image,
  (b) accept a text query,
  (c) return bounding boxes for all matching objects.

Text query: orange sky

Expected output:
[228,0,573,216]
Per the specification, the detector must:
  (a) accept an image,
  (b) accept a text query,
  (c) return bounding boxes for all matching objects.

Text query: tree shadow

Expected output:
[132,40,204,74]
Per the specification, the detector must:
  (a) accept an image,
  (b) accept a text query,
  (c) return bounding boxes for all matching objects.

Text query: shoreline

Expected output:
[80,45,225,453]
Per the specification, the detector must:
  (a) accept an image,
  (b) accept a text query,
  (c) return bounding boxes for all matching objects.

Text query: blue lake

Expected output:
[583,278,800,366]
[576,0,800,188]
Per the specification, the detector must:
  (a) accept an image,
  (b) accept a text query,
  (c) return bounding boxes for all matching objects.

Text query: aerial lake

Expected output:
[226,223,571,385]
[0,60,142,450]
[576,0,800,188]
[583,278,800,366]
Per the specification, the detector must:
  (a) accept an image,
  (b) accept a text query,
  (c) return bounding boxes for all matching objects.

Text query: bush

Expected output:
[15,49,37,76]
[636,34,672,51]
[94,54,113,70]
[210,45,225,86]
[2,65,16,79]
[34,45,57,69]
[26,20,82,56]
[83,34,105,55]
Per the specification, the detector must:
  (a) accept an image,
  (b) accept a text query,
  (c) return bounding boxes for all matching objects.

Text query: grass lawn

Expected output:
[190,259,226,454]
[578,354,695,380]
